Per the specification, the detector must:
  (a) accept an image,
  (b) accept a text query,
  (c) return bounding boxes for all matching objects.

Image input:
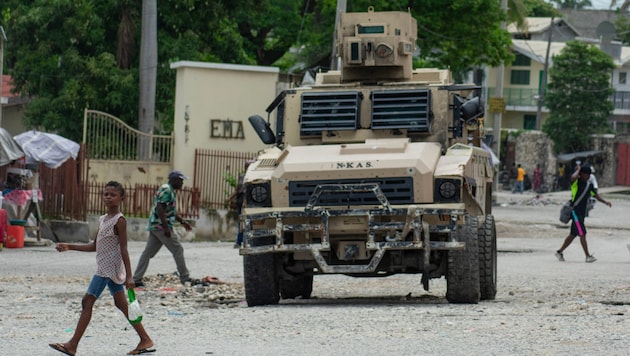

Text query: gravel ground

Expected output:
[1,188,630,355]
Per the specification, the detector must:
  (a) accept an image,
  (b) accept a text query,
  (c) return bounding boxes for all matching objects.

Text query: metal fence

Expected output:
[85,182,200,219]
[7,127,256,220]
[39,151,89,221]
[83,109,173,162]
[193,149,257,209]
[84,148,258,217]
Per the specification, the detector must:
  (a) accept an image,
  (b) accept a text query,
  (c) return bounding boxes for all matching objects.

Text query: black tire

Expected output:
[478,215,497,300]
[446,215,480,304]
[243,237,279,307]
[280,275,313,299]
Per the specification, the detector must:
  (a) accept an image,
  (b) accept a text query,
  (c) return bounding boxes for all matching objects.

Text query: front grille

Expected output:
[300,91,361,135]
[288,177,413,207]
[371,89,431,132]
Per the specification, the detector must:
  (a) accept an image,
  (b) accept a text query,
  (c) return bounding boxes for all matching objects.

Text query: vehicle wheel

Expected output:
[446,214,480,304]
[280,275,313,299]
[478,215,497,300]
[243,237,280,307]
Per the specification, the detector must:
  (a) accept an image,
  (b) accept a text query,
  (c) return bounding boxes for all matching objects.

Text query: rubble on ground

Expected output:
[139,273,245,309]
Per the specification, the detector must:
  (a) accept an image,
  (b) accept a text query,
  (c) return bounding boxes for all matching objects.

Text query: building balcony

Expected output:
[487,88,630,113]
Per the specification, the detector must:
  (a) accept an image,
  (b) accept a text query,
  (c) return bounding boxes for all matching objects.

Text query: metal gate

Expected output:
[617,142,630,186]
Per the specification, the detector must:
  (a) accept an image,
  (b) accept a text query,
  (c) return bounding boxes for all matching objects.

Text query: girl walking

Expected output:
[49,181,154,355]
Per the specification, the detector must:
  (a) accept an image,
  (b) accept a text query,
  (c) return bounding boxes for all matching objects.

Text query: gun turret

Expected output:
[337,6,416,82]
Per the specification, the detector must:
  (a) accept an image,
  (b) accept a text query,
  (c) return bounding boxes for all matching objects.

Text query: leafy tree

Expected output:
[285,0,515,78]
[523,0,561,16]
[1,0,250,139]
[615,15,630,45]
[3,0,138,141]
[412,1,513,78]
[542,40,615,153]
[609,0,630,11]
[2,0,516,140]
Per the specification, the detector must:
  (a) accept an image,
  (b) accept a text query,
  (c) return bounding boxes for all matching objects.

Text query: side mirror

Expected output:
[248,115,276,145]
[460,97,483,122]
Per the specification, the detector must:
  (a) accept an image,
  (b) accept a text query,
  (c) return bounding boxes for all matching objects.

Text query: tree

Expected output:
[523,0,561,16]
[609,0,630,11]
[2,0,516,139]
[615,16,630,45]
[2,0,139,141]
[1,0,251,139]
[283,0,515,78]
[412,1,513,78]
[542,40,615,153]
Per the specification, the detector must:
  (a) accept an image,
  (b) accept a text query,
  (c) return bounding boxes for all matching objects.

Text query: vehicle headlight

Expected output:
[251,186,268,203]
[434,178,461,203]
[246,183,271,207]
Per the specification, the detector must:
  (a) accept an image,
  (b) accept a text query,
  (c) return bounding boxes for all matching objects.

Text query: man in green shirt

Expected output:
[133,170,193,286]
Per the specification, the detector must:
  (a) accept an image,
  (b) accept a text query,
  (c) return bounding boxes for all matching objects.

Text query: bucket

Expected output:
[6,225,25,249]
[0,208,6,244]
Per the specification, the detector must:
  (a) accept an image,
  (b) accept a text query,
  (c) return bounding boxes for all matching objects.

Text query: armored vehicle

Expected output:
[240,7,496,306]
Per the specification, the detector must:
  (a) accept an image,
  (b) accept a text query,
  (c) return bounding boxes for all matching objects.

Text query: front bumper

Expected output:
[240,203,466,274]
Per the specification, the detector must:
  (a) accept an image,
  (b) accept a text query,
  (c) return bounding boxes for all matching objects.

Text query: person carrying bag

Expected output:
[559,180,590,224]
[555,165,612,263]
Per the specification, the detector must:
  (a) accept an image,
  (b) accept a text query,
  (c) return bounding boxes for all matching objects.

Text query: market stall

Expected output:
[0,127,25,247]
[1,130,80,246]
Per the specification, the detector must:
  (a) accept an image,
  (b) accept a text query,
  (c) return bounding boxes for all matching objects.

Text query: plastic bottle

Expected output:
[127,288,143,324]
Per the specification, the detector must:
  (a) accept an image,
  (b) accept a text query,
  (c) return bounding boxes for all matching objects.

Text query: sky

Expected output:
[589,0,613,9]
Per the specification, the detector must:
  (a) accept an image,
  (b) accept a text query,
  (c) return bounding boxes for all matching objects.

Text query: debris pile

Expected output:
[139,273,245,308]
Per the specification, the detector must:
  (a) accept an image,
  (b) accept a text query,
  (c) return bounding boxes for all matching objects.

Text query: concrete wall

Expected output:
[0,104,27,136]
[592,134,615,187]
[513,130,617,190]
[87,160,171,186]
[514,131,556,190]
[84,210,238,242]
[169,61,280,178]
[81,61,282,241]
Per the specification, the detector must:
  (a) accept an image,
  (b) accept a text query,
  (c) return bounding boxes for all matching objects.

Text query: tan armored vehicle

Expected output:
[240,7,496,306]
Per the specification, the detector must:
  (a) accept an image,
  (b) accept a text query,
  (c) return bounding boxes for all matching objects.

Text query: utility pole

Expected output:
[535,17,553,131]
[492,0,508,177]
[0,26,6,125]
[329,0,347,70]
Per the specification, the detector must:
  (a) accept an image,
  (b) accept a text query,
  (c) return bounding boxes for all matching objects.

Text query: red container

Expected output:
[0,208,6,244]
[6,225,24,248]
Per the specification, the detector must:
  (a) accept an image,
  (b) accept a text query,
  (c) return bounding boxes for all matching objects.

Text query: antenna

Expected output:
[596,21,616,43]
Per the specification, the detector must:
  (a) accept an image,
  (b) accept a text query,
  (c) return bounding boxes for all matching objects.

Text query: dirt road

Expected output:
[1,187,629,355]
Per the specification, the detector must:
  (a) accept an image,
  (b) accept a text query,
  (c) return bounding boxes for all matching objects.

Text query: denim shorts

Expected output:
[86,275,124,298]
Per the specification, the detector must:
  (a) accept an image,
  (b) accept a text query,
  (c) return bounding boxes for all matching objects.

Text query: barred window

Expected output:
[510,70,530,85]
[512,54,531,66]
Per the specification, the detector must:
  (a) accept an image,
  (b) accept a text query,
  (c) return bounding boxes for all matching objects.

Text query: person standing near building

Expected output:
[511,164,526,194]
[133,170,194,287]
[228,160,253,248]
[532,164,543,192]
[49,181,154,356]
[508,163,517,189]
[555,165,612,263]
[557,163,566,190]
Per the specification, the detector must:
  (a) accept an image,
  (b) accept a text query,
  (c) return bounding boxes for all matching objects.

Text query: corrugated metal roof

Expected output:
[511,39,567,65]
[508,17,580,37]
